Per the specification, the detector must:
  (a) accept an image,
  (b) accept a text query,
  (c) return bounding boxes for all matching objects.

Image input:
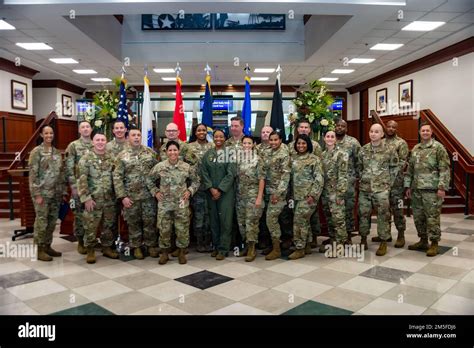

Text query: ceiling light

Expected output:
[348,58,375,64]
[91,78,112,82]
[73,69,97,74]
[49,58,78,64]
[250,92,262,96]
[153,68,175,73]
[16,42,53,50]
[331,69,354,74]
[250,77,269,81]
[228,84,233,87]
[201,84,205,87]
[172,92,184,95]
[370,43,404,50]
[162,77,177,81]
[0,20,15,30]
[319,77,339,82]
[402,21,445,31]
[254,68,275,73]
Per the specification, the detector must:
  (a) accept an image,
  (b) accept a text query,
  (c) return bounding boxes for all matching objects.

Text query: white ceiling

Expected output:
[0,0,472,90]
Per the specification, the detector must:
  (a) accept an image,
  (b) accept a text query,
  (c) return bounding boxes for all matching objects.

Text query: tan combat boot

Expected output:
[86,247,96,264]
[159,249,169,265]
[134,247,144,260]
[360,236,368,251]
[178,248,187,264]
[238,244,248,257]
[37,245,53,262]
[148,246,159,258]
[426,241,439,257]
[170,248,179,257]
[45,244,62,257]
[102,246,119,259]
[408,237,429,251]
[305,243,312,255]
[288,249,305,260]
[394,232,405,248]
[211,250,218,257]
[77,238,87,255]
[245,242,256,262]
[265,239,281,261]
[376,241,387,256]
[216,253,226,260]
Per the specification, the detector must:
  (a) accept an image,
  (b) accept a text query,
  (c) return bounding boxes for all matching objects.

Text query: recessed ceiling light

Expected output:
[402,21,445,31]
[331,69,354,74]
[0,20,15,30]
[250,92,262,96]
[154,68,175,73]
[91,78,112,82]
[348,58,375,64]
[228,84,233,87]
[201,84,205,87]
[162,77,177,81]
[370,43,404,50]
[16,42,53,50]
[254,68,275,73]
[250,77,269,81]
[49,58,78,64]
[319,77,339,82]
[73,69,97,74]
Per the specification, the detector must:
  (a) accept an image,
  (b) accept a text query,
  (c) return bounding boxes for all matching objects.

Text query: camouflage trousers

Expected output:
[236,195,264,243]
[158,207,191,249]
[344,179,357,232]
[310,209,321,236]
[83,200,117,248]
[72,195,85,239]
[359,190,391,241]
[389,184,406,236]
[293,200,317,249]
[411,189,442,242]
[322,190,347,243]
[266,195,286,240]
[123,198,157,248]
[191,190,210,240]
[33,197,60,245]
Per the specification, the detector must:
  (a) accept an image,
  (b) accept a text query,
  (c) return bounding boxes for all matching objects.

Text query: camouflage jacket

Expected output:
[200,147,236,193]
[225,136,244,151]
[106,138,129,157]
[188,141,213,191]
[404,139,450,191]
[113,145,158,200]
[147,159,200,211]
[291,152,323,201]
[336,135,361,180]
[256,142,271,159]
[78,151,115,203]
[160,138,197,165]
[265,144,290,197]
[237,151,266,199]
[322,146,349,198]
[65,138,93,190]
[28,144,66,199]
[385,135,409,188]
[289,139,323,159]
[358,139,400,193]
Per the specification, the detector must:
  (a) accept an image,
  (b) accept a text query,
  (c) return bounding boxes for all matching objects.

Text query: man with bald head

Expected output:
[256,125,273,157]
[159,122,197,165]
[372,120,409,248]
[358,123,400,256]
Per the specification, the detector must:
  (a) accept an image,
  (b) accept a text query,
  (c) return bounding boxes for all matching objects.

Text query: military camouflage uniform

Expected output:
[106,138,129,157]
[225,136,244,151]
[322,146,349,243]
[404,139,450,242]
[65,138,93,239]
[336,135,361,232]
[256,142,271,158]
[29,144,66,246]
[291,153,323,249]
[386,135,409,237]
[188,141,214,245]
[265,144,290,240]
[256,142,272,245]
[78,151,117,248]
[358,140,399,241]
[236,151,266,243]
[147,160,200,249]
[288,139,323,158]
[114,145,158,248]
[160,138,197,165]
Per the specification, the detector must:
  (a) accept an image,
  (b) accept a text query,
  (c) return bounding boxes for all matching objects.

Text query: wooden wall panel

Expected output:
[54,119,78,150]
[346,120,360,140]
[0,112,35,152]
[366,113,419,149]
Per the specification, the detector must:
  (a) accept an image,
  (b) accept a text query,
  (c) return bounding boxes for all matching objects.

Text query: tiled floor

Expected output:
[0,214,473,315]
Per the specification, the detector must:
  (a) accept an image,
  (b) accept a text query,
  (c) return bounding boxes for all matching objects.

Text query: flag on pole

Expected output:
[270,74,286,142]
[202,74,213,128]
[242,75,252,136]
[117,77,129,129]
[173,76,187,141]
[141,74,153,148]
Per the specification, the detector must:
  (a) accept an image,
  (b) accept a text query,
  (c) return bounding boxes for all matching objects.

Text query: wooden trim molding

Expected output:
[347,37,474,94]
[0,58,39,79]
[33,79,86,95]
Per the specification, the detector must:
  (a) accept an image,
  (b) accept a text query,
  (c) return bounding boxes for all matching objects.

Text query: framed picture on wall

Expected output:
[11,80,28,110]
[375,88,387,113]
[399,79,413,109]
[62,94,73,117]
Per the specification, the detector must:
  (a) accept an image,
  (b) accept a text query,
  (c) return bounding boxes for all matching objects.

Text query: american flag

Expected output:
[117,78,129,129]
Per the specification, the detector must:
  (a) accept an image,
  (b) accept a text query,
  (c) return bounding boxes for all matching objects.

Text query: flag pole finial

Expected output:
[204,63,211,76]
[121,65,126,79]
[175,62,181,77]
[144,64,148,76]
[244,63,250,75]
[276,64,282,78]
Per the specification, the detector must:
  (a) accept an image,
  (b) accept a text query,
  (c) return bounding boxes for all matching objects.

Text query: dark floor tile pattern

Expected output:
[0,269,48,288]
[175,270,233,290]
[283,300,353,315]
[360,266,413,284]
[444,227,473,235]
[51,302,114,315]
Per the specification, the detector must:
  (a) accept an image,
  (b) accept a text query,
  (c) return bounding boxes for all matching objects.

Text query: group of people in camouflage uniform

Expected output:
[28,115,450,264]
